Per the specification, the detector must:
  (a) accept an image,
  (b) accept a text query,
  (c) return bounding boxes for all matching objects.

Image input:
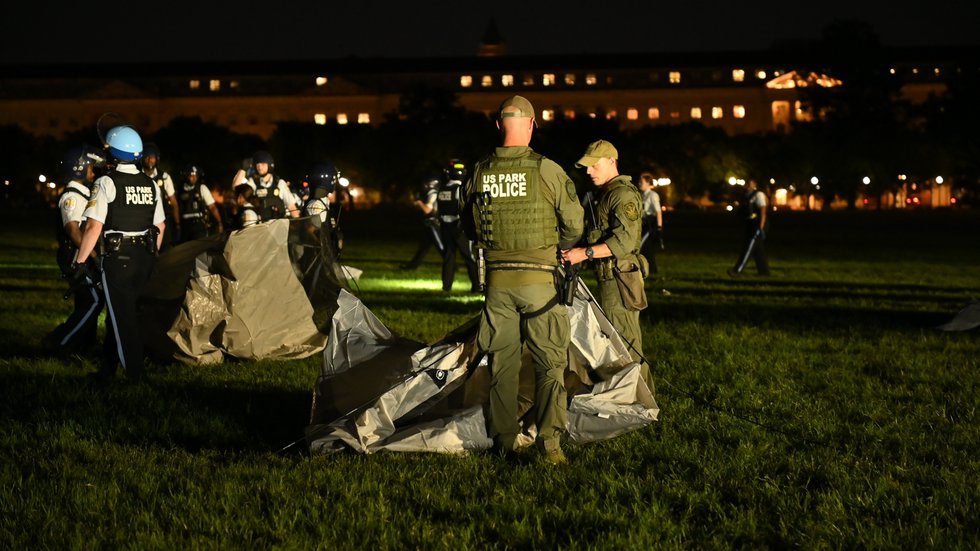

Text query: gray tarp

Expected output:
[307,281,659,454]
[167,219,327,364]
[937,300,980,331]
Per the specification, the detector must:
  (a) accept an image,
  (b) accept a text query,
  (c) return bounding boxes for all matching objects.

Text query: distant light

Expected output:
[810,176,819,185]
[756,70,767,79]
[47,182,56,189]
[3,180,9,186]
[736,179,745,186]
[912,197,920,204]
[657,178,671,186]
[728,177,737,186]
[815,184,820,190]
[936,176,944,184]
[38,174,47,183]
[951,197,958,204]
[315,76,328,86]
[338,177,350,188]
[726,205,734,212]
[862,176,871,185]
[348,188,359,197]
[769,178,775,185]
[898,174,907,181]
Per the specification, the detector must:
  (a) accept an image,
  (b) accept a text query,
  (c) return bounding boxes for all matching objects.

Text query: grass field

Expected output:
[1,206,979,548]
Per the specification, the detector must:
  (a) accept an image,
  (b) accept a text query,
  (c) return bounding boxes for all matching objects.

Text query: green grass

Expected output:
[2,207,979,548]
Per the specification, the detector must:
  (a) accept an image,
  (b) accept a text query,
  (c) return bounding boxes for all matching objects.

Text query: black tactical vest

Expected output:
[251,175,285,220]
[740,190,762,221]
[178,184,207,218]
[437,180,462,221]
[105,170,158,232]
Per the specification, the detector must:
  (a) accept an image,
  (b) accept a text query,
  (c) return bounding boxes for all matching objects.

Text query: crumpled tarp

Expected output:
[307,281,659,455]
[937,299,980,332]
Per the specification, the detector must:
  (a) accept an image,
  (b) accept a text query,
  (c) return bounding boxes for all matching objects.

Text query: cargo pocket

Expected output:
[613,258,648,311]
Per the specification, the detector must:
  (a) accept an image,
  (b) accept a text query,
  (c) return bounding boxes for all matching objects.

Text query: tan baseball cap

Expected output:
[499,95,535,121]
[576,140,619,167]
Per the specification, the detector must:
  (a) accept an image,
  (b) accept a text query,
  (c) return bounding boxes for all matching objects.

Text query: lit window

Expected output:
[669,71,681,83]
[460,75,473,87]
[606,110,617,120]
[712,107,723,119]
[670,111,680,119]
[691,107,702,119]
[209,80,221,91]
[563,109,576,120]
[314,113,327,125]
[756,70,767,79]
[189,80,200,90]
[542,109,554,121]
[934,67,940,75]
[501,74,514,87]
[543,73,556,86]
[648,107,660,120]
[585,73,597,85]
[912,67,919,74]
[315,76,328,86]
[481,75,492,87]
[733,105,746,118]
[627,108,639,120]
[229,81,240,89]
[732,69,745,82]
[523,75,535,86]
[564,73,575,85]
[889,68,896,75]
[588,112,597,119]
[337,113,348,125]
[358,113,370,124]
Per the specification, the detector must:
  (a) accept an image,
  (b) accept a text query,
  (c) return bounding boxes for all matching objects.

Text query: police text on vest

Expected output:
[482,172,528,198]
[126,186,156,205]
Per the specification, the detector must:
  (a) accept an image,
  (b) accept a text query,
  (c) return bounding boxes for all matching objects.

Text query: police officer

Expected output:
[729,178,770,276]
[175,164,224,242]
[302,162,344,255]
[438,159,480,292]
[74,126,166,382]
[401,175,442,270]
[43,145,105,354]
[246,150,301,221]
[638,173,664,274]
[141,142,180,248]
[462,95,584,463]
[562,140,652,390]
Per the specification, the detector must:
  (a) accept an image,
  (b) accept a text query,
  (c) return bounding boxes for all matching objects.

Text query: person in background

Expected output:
[401,174,442,270]
[728,178,770,276]
[437,159,480,292]
[175,164,223,242]
[141,142,180,248]
[637,173,664,274]
[234,184,259,229]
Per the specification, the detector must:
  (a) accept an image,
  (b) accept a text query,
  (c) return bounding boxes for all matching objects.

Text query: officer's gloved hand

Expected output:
[69,260,98,285]
[756,227,766,240]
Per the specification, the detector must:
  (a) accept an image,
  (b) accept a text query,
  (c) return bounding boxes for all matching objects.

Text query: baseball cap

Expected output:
[499,95,536,121]
[575,140,619,167]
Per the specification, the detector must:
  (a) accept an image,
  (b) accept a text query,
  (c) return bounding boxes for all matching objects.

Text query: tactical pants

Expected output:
[478,283,569,451]
[98,243,156,381]
[733,224,770,275]
[597,277,653,389]
[640,217,659,274]
[45,279,103,353]
[440,221,479,292]
[403,217,441,269]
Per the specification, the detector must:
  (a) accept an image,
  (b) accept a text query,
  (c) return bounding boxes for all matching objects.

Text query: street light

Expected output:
[810,176,819,185]
[936,176,944,184]
[862,176,871,185]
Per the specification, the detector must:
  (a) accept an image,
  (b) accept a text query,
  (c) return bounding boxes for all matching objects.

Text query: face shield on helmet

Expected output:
[104,126,143,163]
[444,158,467,181]
[61,145,105,182]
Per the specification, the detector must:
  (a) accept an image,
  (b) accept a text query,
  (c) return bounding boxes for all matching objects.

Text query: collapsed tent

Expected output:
[306,281,659,454]
[142,218,346,364]
[937,299,980,331]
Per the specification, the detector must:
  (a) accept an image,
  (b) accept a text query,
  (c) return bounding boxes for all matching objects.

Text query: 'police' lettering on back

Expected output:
[482,171,528,198]
[125,186,156,205]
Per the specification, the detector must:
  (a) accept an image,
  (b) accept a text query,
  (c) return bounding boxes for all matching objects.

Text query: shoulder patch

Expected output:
[623,201,640,222]
[565,180,577,202]
[65,197,76,210]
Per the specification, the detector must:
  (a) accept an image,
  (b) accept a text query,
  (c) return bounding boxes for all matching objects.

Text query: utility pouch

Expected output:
[103,234,123,257]
[613,258,648,311]
[146,227,160,256]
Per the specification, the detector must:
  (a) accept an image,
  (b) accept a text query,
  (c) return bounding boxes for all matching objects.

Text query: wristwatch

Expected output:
[585,246,594,260]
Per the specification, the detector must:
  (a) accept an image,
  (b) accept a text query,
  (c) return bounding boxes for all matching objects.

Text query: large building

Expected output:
[0,43,965,141]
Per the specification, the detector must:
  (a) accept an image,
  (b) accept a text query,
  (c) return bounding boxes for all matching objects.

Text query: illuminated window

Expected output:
[315,76,328,86]
[912,67,919,74]
[606,110,617,120]
[229,81,240,89]
[585,73,597,85]
[648,107,660,120]
[712,106,723,119]
[732,69,745,82]
[314,113,327,125]
[543,73,556,86]
[523,75,535,86]
[563,109,576,120]
[889,68,896,75]
[691,107,702,119]
[542,109,554,121]
[337,113,348,125]
[733,105,746,119]
[756,70,767,79]
[209,80,221,91]
[627,108,639,120]
[934,67,940,75]
[189,80,200,90]
[481,75,493,87]
[670,111,680,119]
[669,71,681,83]
[358,113,370,124]
[460,75,473,87]
[564,73,576,85]
[501,74,514,87]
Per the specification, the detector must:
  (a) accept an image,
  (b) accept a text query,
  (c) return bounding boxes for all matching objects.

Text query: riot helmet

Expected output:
[306,162,338,199]
[251,150,275,175]
[444,158,467,181]
[61,145,105,182]
[179,164,201,185]
[422,174,440,191]
[104,126,143,163]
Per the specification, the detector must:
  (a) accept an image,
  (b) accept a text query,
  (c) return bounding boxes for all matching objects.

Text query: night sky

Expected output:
[2,0,977,65]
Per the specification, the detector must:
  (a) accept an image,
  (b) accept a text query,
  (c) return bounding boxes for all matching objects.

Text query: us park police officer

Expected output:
[462,95,584,464]
[74,126,166,383]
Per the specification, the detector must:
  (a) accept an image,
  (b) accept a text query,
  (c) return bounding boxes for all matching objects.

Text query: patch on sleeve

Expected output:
[622,201,640,222]
[65,197,76,210]
[565,180,577,202]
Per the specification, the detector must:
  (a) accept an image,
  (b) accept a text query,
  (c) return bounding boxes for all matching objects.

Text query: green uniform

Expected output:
[463,146,584,452]
[590,175,652,386]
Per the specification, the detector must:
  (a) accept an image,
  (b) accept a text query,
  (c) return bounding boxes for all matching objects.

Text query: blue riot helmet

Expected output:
[105,126,143,163]
[61,145,105,182]
[251,150,275,174]
[445,158,467,181]
[306,162,338,200]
